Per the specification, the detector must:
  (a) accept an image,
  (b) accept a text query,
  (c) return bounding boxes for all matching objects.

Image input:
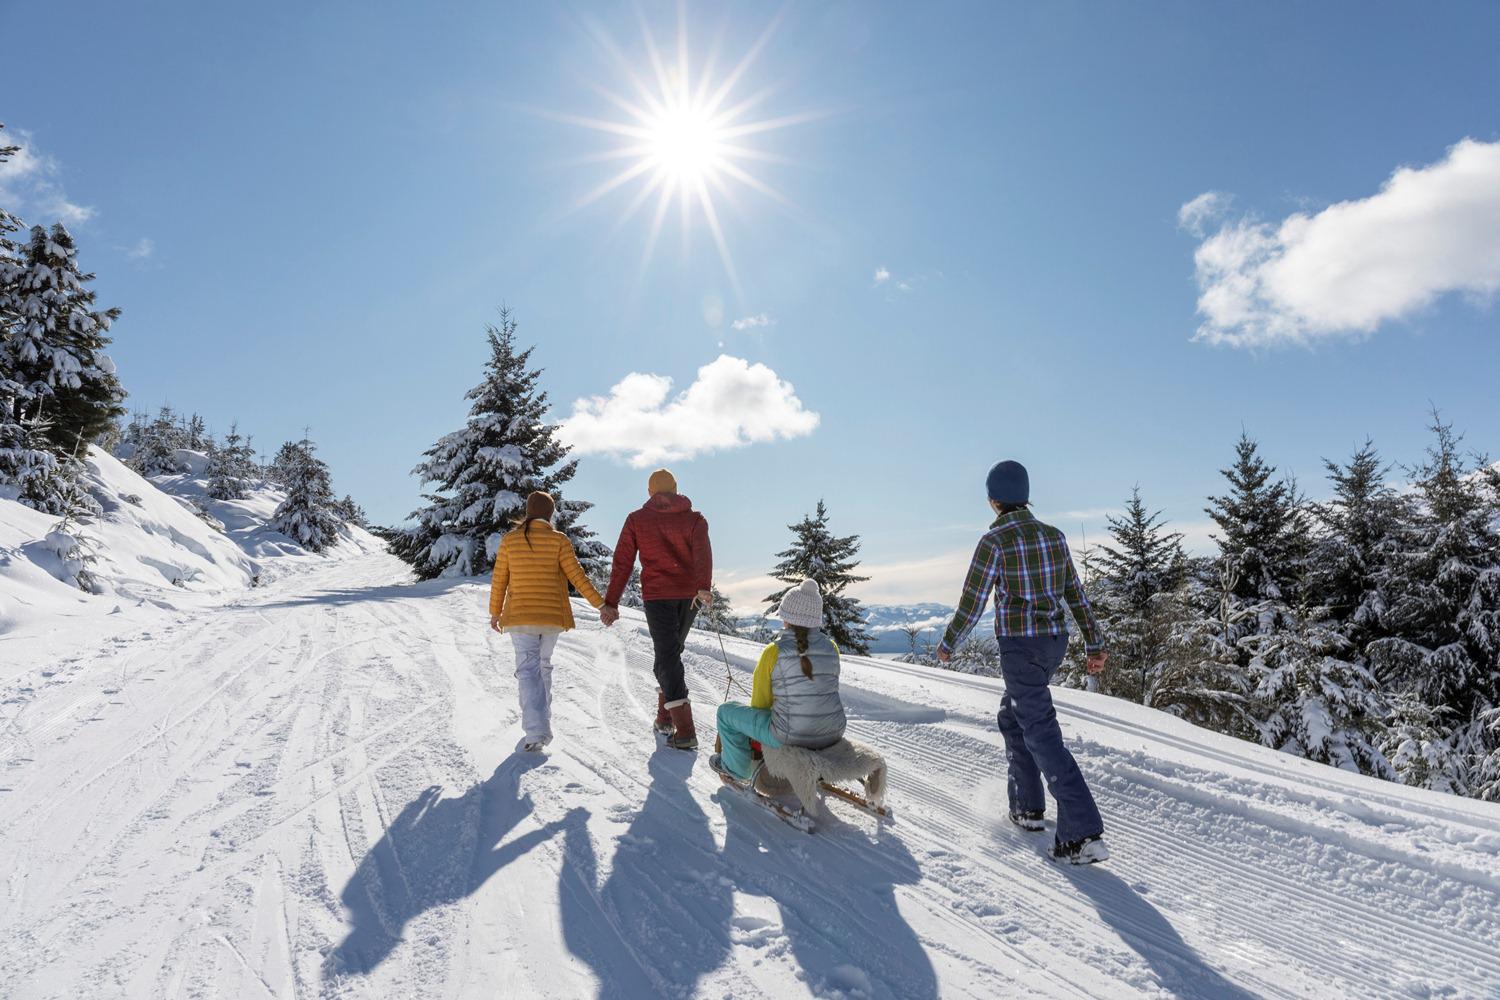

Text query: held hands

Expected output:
[1086,651,1108,675]
[599,605,619,627]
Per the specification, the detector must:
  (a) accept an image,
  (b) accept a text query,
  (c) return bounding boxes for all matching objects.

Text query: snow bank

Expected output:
[0,447,384,642]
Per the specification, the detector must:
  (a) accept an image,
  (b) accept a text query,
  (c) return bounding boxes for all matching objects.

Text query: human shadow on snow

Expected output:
[558,751,734,999]
[717,800,939,1000]
[1061,866,1260,1000]
[253,577,473,611]
[324,752,581,978]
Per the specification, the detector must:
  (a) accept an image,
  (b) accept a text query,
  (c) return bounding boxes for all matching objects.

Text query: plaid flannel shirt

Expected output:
[939,508,1105,656]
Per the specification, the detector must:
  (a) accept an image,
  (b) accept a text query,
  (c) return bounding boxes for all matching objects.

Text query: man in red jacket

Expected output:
[603,468,713,750]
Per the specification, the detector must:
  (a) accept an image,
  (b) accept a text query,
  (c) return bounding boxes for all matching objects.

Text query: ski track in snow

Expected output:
[2,551,1499,999]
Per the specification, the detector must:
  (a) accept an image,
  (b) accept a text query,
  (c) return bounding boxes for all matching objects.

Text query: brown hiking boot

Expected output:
[653,689,674,736]
[664,702,697,750]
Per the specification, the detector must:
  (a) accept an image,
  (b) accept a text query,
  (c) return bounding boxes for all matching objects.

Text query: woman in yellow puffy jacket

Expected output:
[489,491,615,751]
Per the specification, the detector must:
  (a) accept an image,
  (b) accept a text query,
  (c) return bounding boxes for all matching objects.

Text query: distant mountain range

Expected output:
[727,602,996,653]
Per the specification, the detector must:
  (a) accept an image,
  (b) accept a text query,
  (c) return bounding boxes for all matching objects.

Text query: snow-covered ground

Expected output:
[0,447,381,643]
[3,546,1498,999]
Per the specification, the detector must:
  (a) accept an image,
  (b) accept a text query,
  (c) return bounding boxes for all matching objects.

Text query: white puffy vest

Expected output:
[770,629,847,749]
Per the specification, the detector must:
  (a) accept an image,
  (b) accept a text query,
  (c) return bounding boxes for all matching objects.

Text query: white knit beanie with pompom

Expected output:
[776,578,824,629]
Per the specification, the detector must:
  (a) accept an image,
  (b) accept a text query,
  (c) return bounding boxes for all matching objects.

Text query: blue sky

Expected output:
[4,1,1498,608]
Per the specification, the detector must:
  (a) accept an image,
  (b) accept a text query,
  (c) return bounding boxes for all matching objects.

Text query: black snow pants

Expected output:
[643,598,697,704]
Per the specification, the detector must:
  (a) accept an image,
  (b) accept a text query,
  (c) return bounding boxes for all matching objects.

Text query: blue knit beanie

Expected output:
[986,460,1030,505]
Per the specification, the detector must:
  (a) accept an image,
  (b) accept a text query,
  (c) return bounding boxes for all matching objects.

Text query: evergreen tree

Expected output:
[333,494,367,526]
[1,157,110,515]
[1091,487,1187,703]
[764,499,872,654]
[206,422,256,501]
[0,225,124,453]
[268,439,309,487]
[1205,434,1311,608]
[398,310,606,579]
[1368,412,1500,795]
[1309,441,1409,643]
[126,406,190,476]
[270,438,342,552]
[1247,604,1392,777]
[185,413,210,451]
[554,495,611,582]
[1152,561,1255,737]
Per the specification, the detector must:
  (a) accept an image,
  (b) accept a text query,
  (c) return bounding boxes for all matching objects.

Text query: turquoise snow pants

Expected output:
[715,703,782,780]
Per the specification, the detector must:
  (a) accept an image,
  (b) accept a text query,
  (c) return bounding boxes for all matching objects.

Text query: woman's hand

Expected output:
[489,615,502,633]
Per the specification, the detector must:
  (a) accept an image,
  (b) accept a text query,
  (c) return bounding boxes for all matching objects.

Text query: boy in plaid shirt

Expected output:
[938,460,1111,864]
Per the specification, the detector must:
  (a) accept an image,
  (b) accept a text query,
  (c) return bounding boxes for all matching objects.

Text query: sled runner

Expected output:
[713,761,817,833]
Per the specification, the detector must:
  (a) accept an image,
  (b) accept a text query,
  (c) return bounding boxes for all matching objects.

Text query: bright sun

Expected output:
[645,105,726,182]
[558,11,817,291]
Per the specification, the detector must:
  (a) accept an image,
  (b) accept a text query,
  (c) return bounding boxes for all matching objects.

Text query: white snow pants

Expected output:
[509,629,561,742]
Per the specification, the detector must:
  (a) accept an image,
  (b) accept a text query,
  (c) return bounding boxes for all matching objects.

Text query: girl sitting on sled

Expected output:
[711,578,847,783]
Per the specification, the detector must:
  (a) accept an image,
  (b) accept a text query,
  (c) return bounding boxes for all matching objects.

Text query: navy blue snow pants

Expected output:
[996,635,1104,846]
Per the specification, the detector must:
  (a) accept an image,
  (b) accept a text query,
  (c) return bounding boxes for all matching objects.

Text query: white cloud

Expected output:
[559,355,820,467]
[1186,138,1500,348]
[873,266,890,284]
[124,237,154,261]
[1176,191,1229,237]
[731,313,775,331]
[0,127,95,226]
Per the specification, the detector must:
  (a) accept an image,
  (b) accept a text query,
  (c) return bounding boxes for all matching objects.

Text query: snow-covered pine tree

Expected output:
[1205,433,1311,611]
[1,196,111,515]
[1367,412,1500,797]
[764,499,872,654]
[1088,487,1187,703]
[1152,559,1254,736]
[399,310,607,579]
[332,494,367,526]
[1309,440,1409,645]
[553,495,611,582]
[126,406,190,476]
[0,225,124,454]
[206,422,256,501]
[1247,602,1392,777]
[185,413,210,452]
[270,438,342,552]
[268,440,307,486]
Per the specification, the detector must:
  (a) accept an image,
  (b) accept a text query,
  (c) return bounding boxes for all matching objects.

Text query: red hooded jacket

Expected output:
[605,493,712,605]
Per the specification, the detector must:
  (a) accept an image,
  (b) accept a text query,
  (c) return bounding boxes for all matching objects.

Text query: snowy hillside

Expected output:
[0,446,381,639]
[2,548,1498,999]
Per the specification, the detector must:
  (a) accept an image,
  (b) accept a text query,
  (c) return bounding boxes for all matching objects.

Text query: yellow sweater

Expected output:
[488,521,604,629]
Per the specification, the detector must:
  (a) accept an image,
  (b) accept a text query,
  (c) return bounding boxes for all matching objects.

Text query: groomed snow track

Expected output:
[3,550,1498,999]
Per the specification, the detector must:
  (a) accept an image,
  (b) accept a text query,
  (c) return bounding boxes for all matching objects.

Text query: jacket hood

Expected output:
[644,492,694,514]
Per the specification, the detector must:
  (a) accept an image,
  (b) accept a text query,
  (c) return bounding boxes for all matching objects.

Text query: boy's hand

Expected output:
[936,647,952,663]
[695,589,713,609]
[1086,651,1108,674]
[489,615,502,633]
[599,605,619,627]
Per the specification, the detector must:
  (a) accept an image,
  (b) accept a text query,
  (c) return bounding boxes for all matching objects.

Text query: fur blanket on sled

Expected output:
[760,736,887,819]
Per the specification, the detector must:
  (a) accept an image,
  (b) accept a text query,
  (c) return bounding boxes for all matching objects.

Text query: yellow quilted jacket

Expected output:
[488,520,605,629]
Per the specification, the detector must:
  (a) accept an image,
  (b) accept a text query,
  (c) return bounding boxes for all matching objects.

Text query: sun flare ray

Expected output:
[560,10,815,286]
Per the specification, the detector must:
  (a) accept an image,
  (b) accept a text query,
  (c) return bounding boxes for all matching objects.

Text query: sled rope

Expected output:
[710,612,747,703]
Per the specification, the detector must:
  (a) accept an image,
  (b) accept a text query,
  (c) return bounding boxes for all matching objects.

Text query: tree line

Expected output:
[1,123,364,558]
[1057,422,1498,801]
